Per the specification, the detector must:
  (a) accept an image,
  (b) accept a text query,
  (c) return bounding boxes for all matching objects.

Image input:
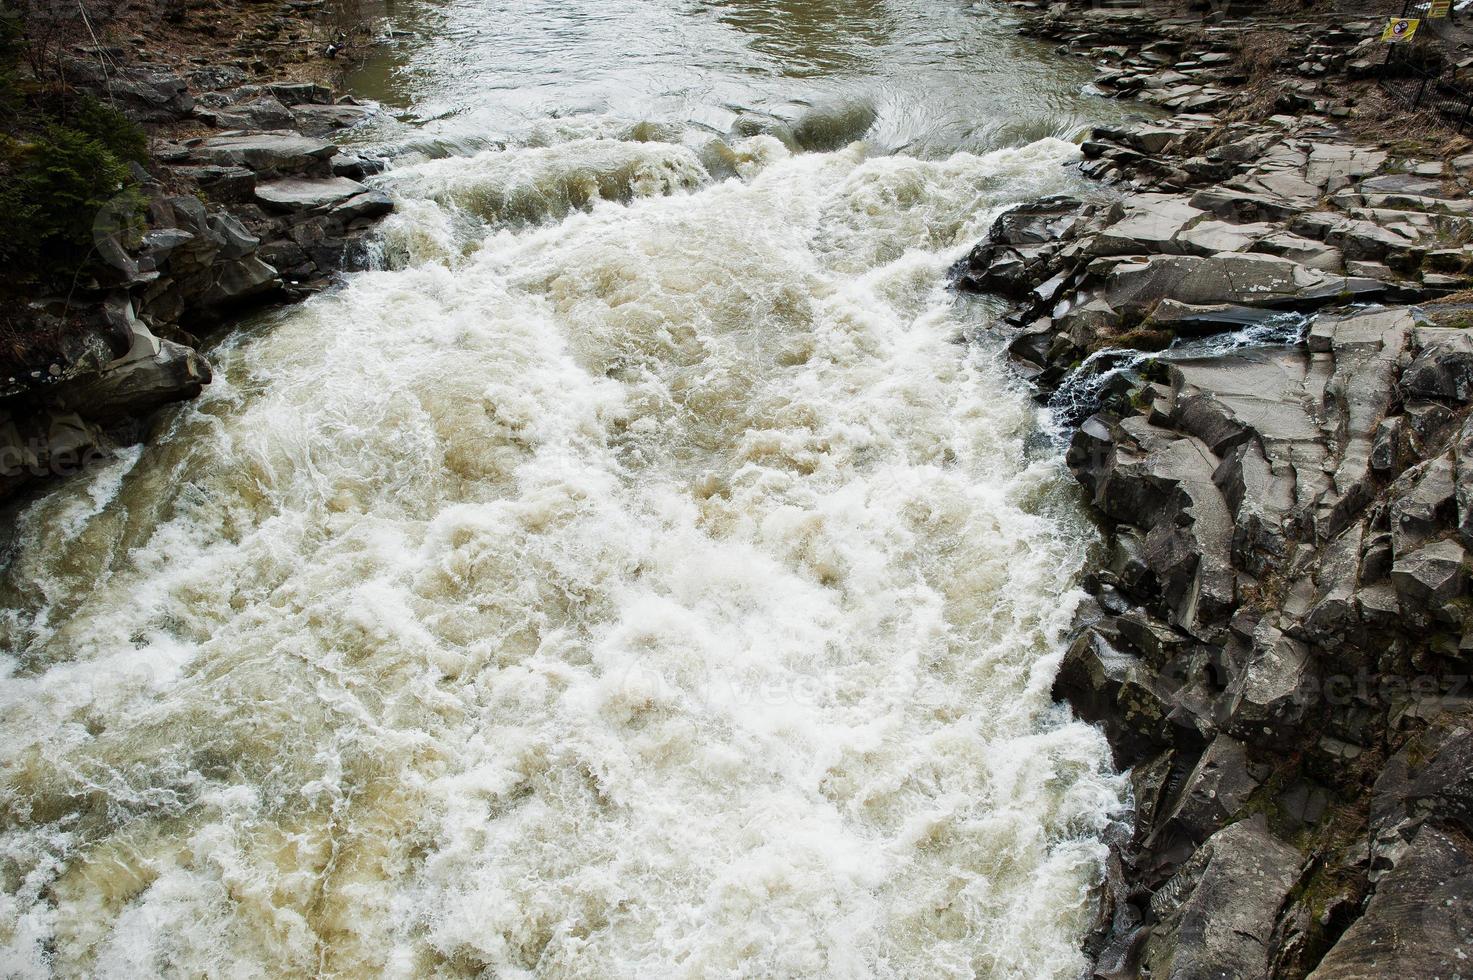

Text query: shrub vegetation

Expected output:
[0,3,147,372]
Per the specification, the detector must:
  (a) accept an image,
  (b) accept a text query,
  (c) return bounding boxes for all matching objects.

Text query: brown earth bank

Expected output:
[956,1,1473,976]
[0,0,397,506]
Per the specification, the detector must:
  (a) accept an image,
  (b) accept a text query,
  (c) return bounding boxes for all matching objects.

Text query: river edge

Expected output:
[5,0,1467,972]
[0,0,398,516]
[0,11,1154,970]
[961,2,1473,976]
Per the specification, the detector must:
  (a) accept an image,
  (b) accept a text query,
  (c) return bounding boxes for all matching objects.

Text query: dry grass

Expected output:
[98,0,377,91]
[9,0,129,79]
[0,315,66,381]
[1423,288,1473,305]
[1261,0,1402,12]
[1421,294,1473,329]
[1211,25,1473,159]
[1227,29,1296,120]
[1235,29,1292,77]
[1342,88,1473,159]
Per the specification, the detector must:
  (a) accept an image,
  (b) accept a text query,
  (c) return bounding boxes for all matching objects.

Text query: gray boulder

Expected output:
[1092,122,1186,155]
[1390,538,1467,607]
[206,213,261,261]
[1457,416,1473,548]
[65,61,193,123]
[268,82,335,106]
[953,197,1091,297]
[1251,231,1343,271]
[329,190,395,225]
[331,153,385,180]
[167,165,257,203]
[1069,409,1237,636]
[1359,173,1445,196]
[138,195,281,314]
[255,177,372,212]
[1304,143,1388,187]
[203,256,279,308]
[188,66,249,92]
[191,132,338,175]
[292,103,376,137]
[1223,622,1317,742]
[1310,826,1473,979]
[1402,327,1473,403]
[1159,735,1266,844]
[1089,194,1206,257]
[1142,816,1301,980]
[1054,624,1185,766]
[1368,715,1473,878]
[198,96,295,131]
[1099,253,1382,319]
[1189,186,1309,222]
[1320,216,1426,266]
[1388,454,1456,557]
[1177,220,1273,256]
[48,311,212,424]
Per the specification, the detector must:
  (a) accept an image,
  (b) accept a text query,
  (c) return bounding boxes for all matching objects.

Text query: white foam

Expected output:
[0,135,1125,978]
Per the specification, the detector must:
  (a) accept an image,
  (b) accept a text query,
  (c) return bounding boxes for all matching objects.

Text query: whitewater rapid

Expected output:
[0,127,1125,977]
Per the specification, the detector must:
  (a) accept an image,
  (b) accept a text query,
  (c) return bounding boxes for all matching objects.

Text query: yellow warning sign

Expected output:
[1429,0,1452,18]
[1382,17,1420,42]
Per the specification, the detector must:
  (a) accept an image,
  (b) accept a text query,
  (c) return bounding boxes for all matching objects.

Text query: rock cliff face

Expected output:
[963,3,1473,976]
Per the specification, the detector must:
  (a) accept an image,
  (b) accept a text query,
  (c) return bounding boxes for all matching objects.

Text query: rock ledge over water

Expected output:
[966,2,1473,975]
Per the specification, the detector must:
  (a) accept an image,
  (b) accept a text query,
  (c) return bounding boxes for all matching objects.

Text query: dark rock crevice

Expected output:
[965,2,1473,976]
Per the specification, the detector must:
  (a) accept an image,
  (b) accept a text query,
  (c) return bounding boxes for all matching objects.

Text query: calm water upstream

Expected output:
[1,2,1144,976]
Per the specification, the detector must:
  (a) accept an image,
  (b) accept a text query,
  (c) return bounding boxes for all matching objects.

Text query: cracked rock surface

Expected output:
[969,2,1473,976]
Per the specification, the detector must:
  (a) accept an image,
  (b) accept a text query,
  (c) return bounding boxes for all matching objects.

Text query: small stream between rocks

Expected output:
[1046,313,1314,430]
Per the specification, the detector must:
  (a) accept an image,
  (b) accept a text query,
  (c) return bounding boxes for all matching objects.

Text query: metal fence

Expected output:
[1377,5,1473,131]
[1380,49,1473,129]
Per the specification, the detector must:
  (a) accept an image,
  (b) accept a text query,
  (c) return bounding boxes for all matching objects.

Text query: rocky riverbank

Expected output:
[959,2,1473,977]
[0,0,396,504]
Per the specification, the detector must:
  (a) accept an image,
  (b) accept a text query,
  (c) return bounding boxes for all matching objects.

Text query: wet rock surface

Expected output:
[971,2,1473,976]
[5,39,393,503]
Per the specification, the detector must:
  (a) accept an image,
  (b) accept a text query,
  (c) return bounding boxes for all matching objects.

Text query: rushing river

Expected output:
[1,2,1143,976]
